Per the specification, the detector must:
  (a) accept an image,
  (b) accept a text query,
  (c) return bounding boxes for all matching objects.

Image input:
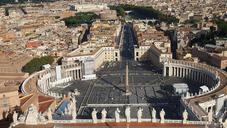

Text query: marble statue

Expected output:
[152,108,156,122]
[91,108,97,123]
[101,108,107,122]
[64,107,69,115]
[13,111,18,124]
[208,109,213,122]
[125,106,131,122]
[182,109,188,124]
[137,107,143,123]
[38,112,46,122]
[115,108,121,123]
[70,98,77,119]
[72,98,77,111]
[186,92,190,98]
[160,109,165,123]
[68,92,72,98]
[72,98,76,105]
[72,108,77,120]
[47,108,52,121]
[74,89,80,96]
[25,104,38,125]
[18,114,25,122]
[67,102,71,114]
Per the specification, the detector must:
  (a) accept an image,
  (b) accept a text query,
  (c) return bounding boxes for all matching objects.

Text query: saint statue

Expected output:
[208,109,213,122]
[125,106,131,122]
[137,107,143,123]
[47,108,52,121]
[160,109,165,123]
[91,108,97,123]
[101,108,107,122]
[72,107,77,120]
[152,108,156,122]
[13,111,18,124]
[115,108,121,123]
[182,109,188,124]
[71,98,77,120]
[64,107,69,115]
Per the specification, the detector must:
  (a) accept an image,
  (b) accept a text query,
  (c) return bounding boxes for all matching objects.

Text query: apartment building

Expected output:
[133,21,172,67]
[62,20,121,75]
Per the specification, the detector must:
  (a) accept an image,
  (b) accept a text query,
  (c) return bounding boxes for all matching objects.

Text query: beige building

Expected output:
[63,46,120,70]
[63,20,121,70]
[191,47,227,69]
[133,21,172,67]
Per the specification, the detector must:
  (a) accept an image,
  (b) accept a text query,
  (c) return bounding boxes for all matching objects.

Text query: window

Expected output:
[115,52,118,57]
[136,52,139,56]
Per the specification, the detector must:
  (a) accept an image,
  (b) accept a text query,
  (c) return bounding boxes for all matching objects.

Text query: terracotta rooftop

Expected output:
[20,93,55,113]
[20,94,33,106]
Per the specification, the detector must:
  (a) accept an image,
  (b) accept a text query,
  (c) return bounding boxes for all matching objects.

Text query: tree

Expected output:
[22,56,54,74]
[109,4,179,24]
[63,12,99,27]
[216,20,227,37]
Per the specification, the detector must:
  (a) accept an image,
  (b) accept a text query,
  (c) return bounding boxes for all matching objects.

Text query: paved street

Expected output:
[120,23,136,61]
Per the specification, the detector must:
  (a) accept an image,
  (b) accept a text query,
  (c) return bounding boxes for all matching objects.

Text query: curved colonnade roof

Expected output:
[168,59,227,119]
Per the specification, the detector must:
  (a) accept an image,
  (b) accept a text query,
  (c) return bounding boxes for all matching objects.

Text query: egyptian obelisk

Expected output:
[125,63,131,95]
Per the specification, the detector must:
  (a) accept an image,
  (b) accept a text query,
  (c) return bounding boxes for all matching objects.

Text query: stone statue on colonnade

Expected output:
[47,108,52,121]
[115,108,121,123]
[182,109,188,124]
[91,108,97,123]
[13,111,18,124]
[160,109,165,123]
[152,108,156,122]
[137,107,143,123]
[125,106,131,122]
[101,108,107,122]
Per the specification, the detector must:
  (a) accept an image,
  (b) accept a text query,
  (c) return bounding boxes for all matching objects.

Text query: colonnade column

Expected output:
[79,69,81,79]
[77,69,80,79]
[173,67,176,76]
[179,68,181,77]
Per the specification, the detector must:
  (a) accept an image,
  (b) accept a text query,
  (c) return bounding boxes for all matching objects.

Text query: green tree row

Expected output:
[63,12,99,27]
[189,31,216,47]
[109,4,179,24]
[215,20,227,38]
[22,56,54,74]
[189,19,227,47]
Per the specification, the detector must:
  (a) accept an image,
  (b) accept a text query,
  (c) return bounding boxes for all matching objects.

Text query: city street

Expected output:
[120,23,136,61]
